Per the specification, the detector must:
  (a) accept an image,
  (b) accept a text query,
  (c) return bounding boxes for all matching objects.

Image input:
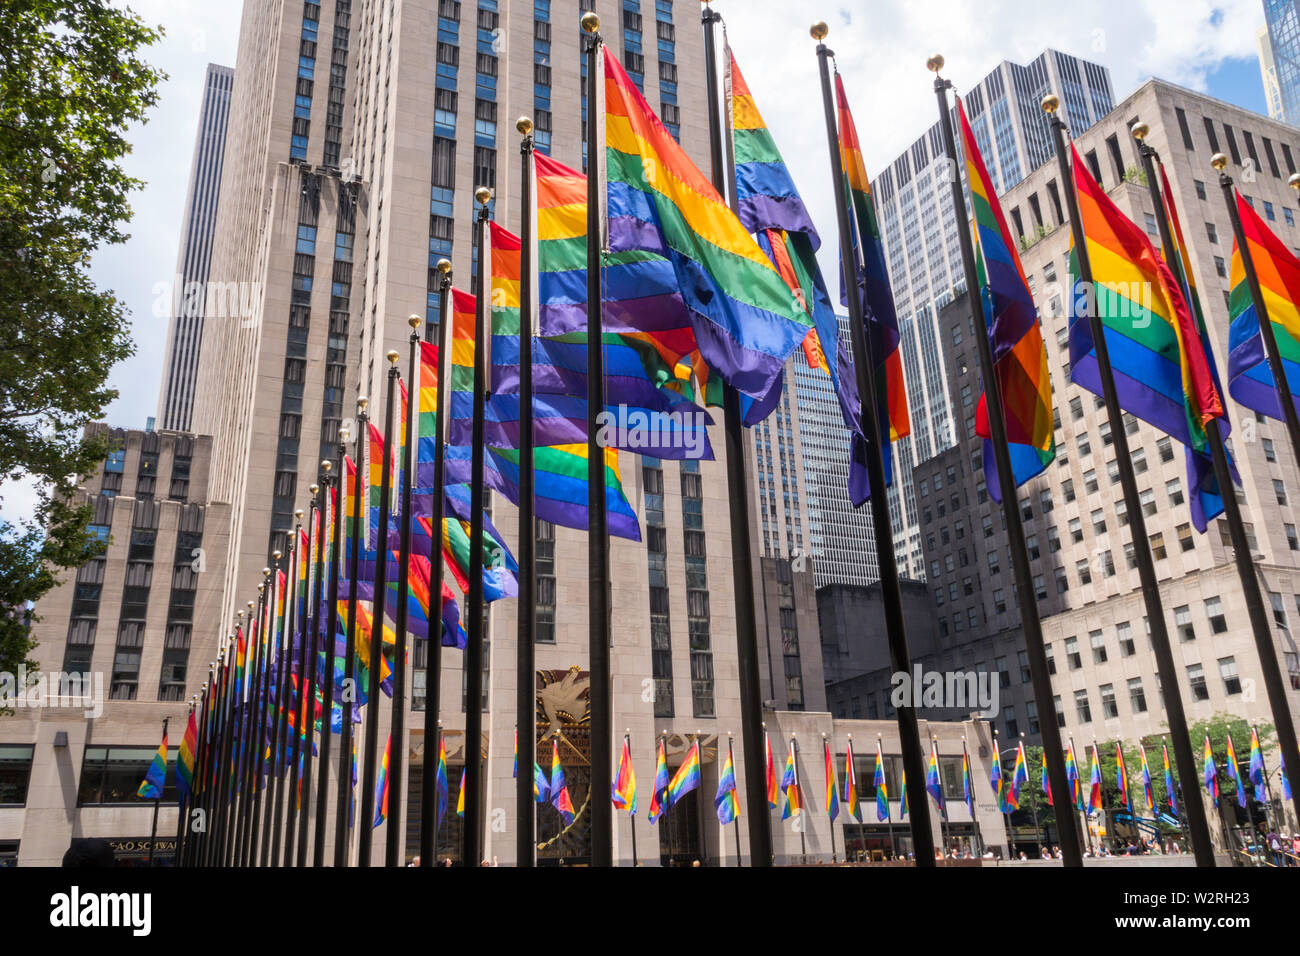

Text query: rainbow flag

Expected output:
[177,711,197,801]
[874,740,889,822]
[1068,145,1227,531]
[1226,733,1246,808]
[1203,736,1219,808]
[843,740,860,823]
[715,746,740,825]
[959,100,1054,496]
[234,625,248,702]
[137,731,167,800]
[456,769,466,818]
[1066,743,1084,812]
[964,746,977,814]
[1140,746,1155,813]
[1164,741,1179,816]
[729,46,849,430]
[1088,745,1104,815]
[550,738,575,826]
[764,731,778,809]
[648,737,670,824]
[1008,741,1029,811]
[1248,727,1269,802]
[825,739,841,823]
[989,745,1003,808]
[1227,189,1300,424]
[435,735,449,833]
[900,769,908,819]
[835,71,909,505]
[612,737,637,814]
[1284,754,1292,802]
[668,739,701,808]
[1040,750,1052,806]
[603,46,811,402]
[926,740,946,819]
[373,734,390,828]
[534,762,549,804]
[780,739,800,819]
[1115,743,1132,815]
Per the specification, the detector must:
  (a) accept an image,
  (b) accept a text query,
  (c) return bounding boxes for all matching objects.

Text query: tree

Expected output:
[0,1,165,686]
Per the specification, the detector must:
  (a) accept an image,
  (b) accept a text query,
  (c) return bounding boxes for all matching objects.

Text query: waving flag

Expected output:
[177,711,197,802]
[612,737,637,814]
[603,46,811,402]
[1068,145,1227,531]
[926,740,946,819]
[534,762,549,804]
[373,734,390,829]
[843,739,860,823]
[1203,736,1219,809]
[1163,741,1179,816]
[456,769,465,818]
[780,739,801,819]
[1040,750,1052,806]
[958,100,1054,496]
[648,737,670,825]
[435,735,449,833]
[964,746,977,814]
[874,740,890,822]
[900,769,909,819]
[1226,733,1246,808]
[834,71,909,505]
[1008,741,1029,811]
[668,739,702,808]
[1088,745,1104,815]
[1115,743,1132,815]
[1066,743,1084,812]
[989,745,1003,806]
[715,746,740,825]
[764,731,778,809]
[1283,752,1292,802]
[137,731,168,800]
[1227,189,1300,424]
[1248,727,1269,802]
[550,738,575,826]
[1140,746,1155,813]
[825,739,841,823]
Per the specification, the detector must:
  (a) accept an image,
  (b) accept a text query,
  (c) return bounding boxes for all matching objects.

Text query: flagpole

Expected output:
[420,262,451,868]
[223,616,247,867]
[146,715,168,866]
[256,551,280,865]
[214,636,237,866]
[790,734,807,864]
[1043,94,1215,867]
[823,734,838,864]
[248,564,277,863]
[336,402,366,866]
[516,119,538,870]
[433,724,443,862]
[662,731,673,867]
[962,737,983,858]
[811,22,934,867]
[266,535,293,866]
[207,642,230,866]
[285,494,317,866]
[623,730,637,867]
[179,696,199,867]
[383,316,421,868]
[934,737,948,860]
[297,466,330,866]
[309,459,341,863]
[234,593,260,865]
[189,668,212,867]
[275,516,304,866]
[463,187,493,869]
[359,353,400,866]
[579,11,614,870]
[928,61,1081,868]
[699,0,774,872]
[879,734,895,862]
[728,732,740,866]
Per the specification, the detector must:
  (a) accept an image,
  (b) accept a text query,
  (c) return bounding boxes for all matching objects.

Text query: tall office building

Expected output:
[1259,25,1285,123]
[1262,1,1300,126]
[156,64,235,433]
[871,50,1113,581]
[843,81,1300,845]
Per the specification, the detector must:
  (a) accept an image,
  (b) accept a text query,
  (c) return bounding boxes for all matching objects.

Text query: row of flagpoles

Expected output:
[138,6,1300,868]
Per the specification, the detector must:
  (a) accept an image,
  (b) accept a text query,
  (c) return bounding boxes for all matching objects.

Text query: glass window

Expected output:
[77,746,178,805]
[0,745,34,806]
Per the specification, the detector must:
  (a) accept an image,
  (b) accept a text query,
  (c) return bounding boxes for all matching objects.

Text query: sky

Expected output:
[0,0,1275,525]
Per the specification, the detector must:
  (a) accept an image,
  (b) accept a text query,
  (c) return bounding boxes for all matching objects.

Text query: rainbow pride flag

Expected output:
[764,731,778,809]
[965,746,977,814]
[874,740,889,822]
[1115,742,1132,814]
[926,740,946,819]
[1008,741,1029,811]
[1088,745,1104,815]
[825,739,841,823]
[1203,735,1219,808]
[835,71,909,505]
[715,746,739,825]
[843,739,860,823]
[667,739,701,808]
[178,711,197,801]
[137,731,167,800]
[1226,733,1246,808]
[648,737,669,825]
[1228,189,1300,423]
[1068,145,1226,531]
[612,737,637,814]
[1164,741,1179,816]
[603,46,811,402]
[373,733,390,828]
[959,99,1054,497]
[780,739,800,819]
[534,761,549,805]
[1140,746,1154,813]
[900,769,908,819]
[1040,750,1052,806]
[435,735,449,833]
[1248,727,1269,802]
[457,769,466,818]
[550,738,575,826]
[1066,743,1084,812]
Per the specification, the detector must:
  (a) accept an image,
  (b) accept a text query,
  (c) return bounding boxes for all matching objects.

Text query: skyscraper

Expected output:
[156,64,234,432]
[871,50,1113,581]
[1259,25,1285,123]
[1262,0,1300,126]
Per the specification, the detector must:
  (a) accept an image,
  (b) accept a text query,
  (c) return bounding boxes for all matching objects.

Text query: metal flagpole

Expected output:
[386,315,421,867]
[728,733,741,866]
[699,0,774,872]
[811,21,934,866]
[1207,156,1300,825]
[579,10,613,869]
[147,716,168,867]
[285,495,317,866]
[313,456,344,864]
[297,467,330,865]
[625,730,638,867]
[880,735,896,861]
[930,57,1082,867]
[235,594,260,865]
[824,735,838,863]
[264,538,292,866]
[516,118,538,869]
[1044,94,1215,865]
[792,734,807,864]
[464,187,493,867]
[336,399,367,867]
[274,517,303,866]
[249,564,277,863]
[962,737,984,858]
[359,354,400,866]
[934,737,948,860]
[661,732,673,867]
[213,638,236,866]
[420,262,452,868]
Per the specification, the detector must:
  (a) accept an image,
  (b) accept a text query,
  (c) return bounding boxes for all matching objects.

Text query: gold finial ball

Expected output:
[1131,121,1149,142]
[1290,172,1300,191]
[257,583,264,593]
[294,508,304,520]
[810,21,829,41]
[247,600,255,609]
[1211,152,1229,171]
[262,566,271,577]
[926,54,945,73]
[309,483,319,495]
[580,11,600,33]
[408,313,422,330]
[436,258,452,274]
[517,116,534,136]
[237,610,244,619]
[386,348,400,364]
[474,186,493,205]
[273,549,282,561]
[1041,93,1060,114]
[357,395,369,411]
[321,459,332,473]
